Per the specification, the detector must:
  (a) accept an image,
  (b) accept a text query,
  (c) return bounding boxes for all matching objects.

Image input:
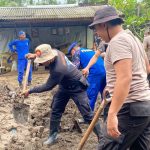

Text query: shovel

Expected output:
[13,59,31,124]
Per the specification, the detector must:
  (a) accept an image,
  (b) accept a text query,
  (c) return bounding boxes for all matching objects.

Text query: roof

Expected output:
[0,5,103,27]
[0,5,101,20]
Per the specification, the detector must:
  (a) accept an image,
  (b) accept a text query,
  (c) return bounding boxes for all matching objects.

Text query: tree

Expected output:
[0,0,18,6]
[0,0,58,6]
[67,0,77,4]
[29,0,33,5]
[141,0,150,21]
[36,0,57,5]
[48,0,57,4]
[79,0,108,5]
[109,0,150,39]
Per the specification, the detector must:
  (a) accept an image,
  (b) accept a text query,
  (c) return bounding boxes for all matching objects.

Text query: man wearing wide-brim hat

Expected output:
[23,44,102,146]
[89,5,150,150]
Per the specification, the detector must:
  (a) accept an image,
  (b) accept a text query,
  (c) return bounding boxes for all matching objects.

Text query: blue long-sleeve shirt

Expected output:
[72,48,106,76]
[8,38,30,59]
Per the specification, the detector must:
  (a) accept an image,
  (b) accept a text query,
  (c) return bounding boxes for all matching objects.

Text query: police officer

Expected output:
[68,42,106,111]
[9,31,32,87]
[23,44,102,146]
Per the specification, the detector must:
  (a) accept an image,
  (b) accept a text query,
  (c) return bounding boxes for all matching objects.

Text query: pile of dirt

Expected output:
[0,73,98,150]
[0,84,17,104]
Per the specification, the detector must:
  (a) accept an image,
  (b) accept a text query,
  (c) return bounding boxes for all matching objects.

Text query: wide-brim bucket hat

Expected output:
[89,5,123,29]
[34,44,58,64]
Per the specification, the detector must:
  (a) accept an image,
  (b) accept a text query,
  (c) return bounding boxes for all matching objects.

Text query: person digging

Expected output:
[23,44,102,146]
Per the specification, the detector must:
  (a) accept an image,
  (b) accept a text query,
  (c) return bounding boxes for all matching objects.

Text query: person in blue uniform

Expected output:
[68,42,106,111]
[8,31,32,87]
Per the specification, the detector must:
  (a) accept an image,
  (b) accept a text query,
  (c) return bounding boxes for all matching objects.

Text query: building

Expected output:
[0,5,102,55]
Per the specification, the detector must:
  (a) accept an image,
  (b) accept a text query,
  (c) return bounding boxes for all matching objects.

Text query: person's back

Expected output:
[50,50,83,87]
[68,43,106,111]
[80,48,106,76]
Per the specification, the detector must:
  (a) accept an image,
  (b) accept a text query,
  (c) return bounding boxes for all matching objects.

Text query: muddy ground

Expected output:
[0,69,99,150]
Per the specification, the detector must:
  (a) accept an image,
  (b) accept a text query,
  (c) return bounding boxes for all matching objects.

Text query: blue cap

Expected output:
[18,31,25,36]
[68,42,78,54]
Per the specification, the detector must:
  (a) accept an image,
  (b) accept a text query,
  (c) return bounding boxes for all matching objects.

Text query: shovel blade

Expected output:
[13,103,30,124]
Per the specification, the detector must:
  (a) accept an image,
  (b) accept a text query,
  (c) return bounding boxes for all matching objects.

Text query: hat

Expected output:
[34,44,58,64]
[18,31,25,36]
[89,5,122,29]
[68,42,78,54]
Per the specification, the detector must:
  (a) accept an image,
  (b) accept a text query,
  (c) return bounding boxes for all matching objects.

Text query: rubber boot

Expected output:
[43,132,58,146]
[43,120,60,146]
[93,120,103,141]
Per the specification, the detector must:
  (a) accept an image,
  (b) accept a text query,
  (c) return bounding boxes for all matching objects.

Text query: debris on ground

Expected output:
[0,72,98,150]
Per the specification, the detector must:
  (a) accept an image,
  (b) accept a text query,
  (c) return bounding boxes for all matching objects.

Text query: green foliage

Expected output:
[0,0,18,6]
[36,0,57,5]
[67,0,77,4]
[79,0,108,4]
[109,0,150,39]
[0,0,58,6]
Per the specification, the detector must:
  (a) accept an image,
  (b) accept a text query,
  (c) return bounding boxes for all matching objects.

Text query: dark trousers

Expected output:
[50,85,93,126]
[98,102,150,150]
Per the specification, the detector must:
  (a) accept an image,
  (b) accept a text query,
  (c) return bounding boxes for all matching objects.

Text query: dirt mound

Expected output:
[0,73,97,150]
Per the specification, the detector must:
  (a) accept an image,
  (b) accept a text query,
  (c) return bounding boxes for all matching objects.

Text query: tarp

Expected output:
[0,26,87,54]
[0,29,15,54]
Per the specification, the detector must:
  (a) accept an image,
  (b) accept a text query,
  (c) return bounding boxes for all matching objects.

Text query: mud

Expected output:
[0,71,98,150]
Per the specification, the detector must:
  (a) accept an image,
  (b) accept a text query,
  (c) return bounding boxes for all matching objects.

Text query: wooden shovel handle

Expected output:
[23,59,31,93]
[77,90,111,150]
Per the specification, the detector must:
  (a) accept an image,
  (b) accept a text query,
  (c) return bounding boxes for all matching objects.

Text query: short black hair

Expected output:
[107,18,124,27]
